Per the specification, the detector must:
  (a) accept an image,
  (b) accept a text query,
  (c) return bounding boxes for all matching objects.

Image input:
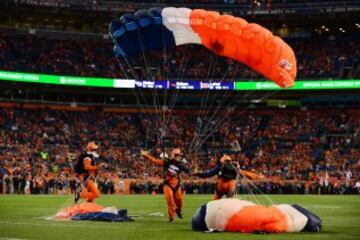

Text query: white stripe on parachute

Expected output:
[205,199,255,232]
[274,204,308,232]
[162,7,202,46]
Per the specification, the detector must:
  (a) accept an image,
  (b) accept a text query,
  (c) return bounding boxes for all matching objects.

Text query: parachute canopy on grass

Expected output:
[109,7,297,88]
[191,198,322,233]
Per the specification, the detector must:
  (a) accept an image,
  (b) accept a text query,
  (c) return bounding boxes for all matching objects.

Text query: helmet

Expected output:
[87,142,99,151]
[86,142,99,158]
[220,154,232,162]
[170,148,182,160]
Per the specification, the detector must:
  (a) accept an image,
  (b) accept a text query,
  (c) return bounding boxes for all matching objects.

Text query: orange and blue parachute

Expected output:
[192,198,322,233]
[109,7,297,88]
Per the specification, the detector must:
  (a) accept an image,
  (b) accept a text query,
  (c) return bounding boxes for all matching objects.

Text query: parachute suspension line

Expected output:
[189,87,238,152]
[192,92,280,205]
[115,56,163,150]
[189,91,280,206]
[193,61,241,126]
[238,173,276,206]
[192,91,283,154]
[188,62,260,153]
[136,27,186,151]
[189,67,272,153]
[191,90,279,154]
[189,86,257,153]
[157,30,188,150]
[235,170,270,206]
[197,52,222,126]
[189,52,217,147]
[160,24,170,147]
[233,169,262,206]
[238,177,258,204]
[115,56,157,125]
[188,51,230,152]
[187,63,234,152]
[192,89,257,151]
[161,46,191,140]
[129,47,191,155]
[158,44,198,164]
[120,32,164,146]
[239,178,262,206]
[189,90,270,156]
[198,50,219,117]
[157,35,188,149]
[135,27,164,144]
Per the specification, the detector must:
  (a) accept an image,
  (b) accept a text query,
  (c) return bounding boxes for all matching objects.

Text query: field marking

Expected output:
[0,221,169,231]
[326,224,360,227]
[334,236,360,239]
[0,221,137,230]
[0,238,30,240]
[309,205,342,209]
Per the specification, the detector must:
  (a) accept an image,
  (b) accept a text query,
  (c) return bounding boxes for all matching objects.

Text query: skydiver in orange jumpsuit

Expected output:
[193,154,262,200]
[74,142,105,203]
[141,148,191,222]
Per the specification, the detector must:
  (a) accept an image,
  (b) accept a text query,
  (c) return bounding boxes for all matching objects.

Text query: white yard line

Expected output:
[309,205,342,209]
[0,221,140,231]
[0,238,30,240]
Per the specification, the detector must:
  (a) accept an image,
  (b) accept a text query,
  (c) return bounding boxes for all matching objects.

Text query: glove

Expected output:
[140,150,149,157]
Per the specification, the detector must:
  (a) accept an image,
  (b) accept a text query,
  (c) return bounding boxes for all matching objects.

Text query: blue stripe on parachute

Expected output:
[109,8,176,58]
[72,210,133,222]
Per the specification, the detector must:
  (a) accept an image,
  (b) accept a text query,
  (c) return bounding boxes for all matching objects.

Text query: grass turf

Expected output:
[0,194,359,240]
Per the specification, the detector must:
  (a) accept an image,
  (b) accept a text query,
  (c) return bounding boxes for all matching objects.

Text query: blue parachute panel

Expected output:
[109,8,176,58]
[192,203,208,231]
[71,209,134,222]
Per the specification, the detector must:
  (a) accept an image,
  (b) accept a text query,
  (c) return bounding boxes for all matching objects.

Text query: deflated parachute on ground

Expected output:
[55,203,133,222]
[191,198,322,233]
[109,7,297,88]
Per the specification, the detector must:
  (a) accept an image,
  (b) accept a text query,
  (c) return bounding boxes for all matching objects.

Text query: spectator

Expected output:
[0,107,359,195]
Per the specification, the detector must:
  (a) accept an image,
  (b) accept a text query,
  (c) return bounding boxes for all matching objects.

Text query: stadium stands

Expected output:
[0,33,359,80]
[0,107,359,195]
[10,0,360,13]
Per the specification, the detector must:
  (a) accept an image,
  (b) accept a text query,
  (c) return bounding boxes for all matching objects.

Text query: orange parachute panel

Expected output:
[55,202,104,219]
[190,9,296,88]
[225,205,287,233]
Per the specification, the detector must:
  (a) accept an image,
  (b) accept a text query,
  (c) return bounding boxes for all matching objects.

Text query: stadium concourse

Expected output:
[0,106,359,195]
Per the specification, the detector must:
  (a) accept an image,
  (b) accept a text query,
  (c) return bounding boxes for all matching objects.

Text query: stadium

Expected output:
[0,0,359,239]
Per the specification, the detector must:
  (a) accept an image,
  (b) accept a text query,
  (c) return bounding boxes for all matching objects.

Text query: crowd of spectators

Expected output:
[0,107,359,195]
[14,0,358,10]
[0,33,359,80]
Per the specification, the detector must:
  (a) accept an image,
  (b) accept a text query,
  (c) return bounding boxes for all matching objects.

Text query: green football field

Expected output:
[0,194,359,240]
